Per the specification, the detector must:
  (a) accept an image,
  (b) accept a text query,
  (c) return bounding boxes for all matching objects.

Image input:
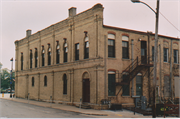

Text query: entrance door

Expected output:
[83,79,90,103]
[141,41,147,64]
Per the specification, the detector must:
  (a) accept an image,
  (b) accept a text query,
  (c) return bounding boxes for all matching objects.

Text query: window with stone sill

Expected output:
[56,42,60,64]
[84,37,89,59]
[64,42,68,62]
[75,43,79,60]
[30,50,32,69]
[48,44,51,65]
[35,48,38,68]
[21,52,23,70]
[42,46,45,67]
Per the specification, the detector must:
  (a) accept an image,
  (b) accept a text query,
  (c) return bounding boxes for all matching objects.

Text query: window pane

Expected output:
[122,41,127,47]
[174,50,178,63]
[86,41,89,47]
[152,47,154,61]
[108,74,116,96]
[164,48,168,62]
[108,40,115,58]
[76,44,79,49]
[122,74,129,96]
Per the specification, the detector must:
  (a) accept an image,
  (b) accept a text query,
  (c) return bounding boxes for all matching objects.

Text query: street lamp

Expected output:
[131,0,160,118]
[10,58,13,98]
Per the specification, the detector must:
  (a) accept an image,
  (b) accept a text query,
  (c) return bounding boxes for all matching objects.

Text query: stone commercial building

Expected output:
[15,3,179,109]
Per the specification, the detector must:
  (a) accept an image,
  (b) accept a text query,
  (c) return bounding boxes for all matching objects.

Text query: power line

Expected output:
[159,11,180,33]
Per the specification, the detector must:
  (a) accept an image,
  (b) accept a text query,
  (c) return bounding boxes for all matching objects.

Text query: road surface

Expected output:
[0,99,90,118]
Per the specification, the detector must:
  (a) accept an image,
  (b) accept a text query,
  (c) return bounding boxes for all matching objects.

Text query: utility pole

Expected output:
[10,58,13,98]
[152,0,160,117]
[131,0,160,117]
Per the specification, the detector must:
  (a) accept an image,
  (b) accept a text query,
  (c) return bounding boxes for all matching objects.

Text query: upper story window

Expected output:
[84,36,89,59]
[64,39,68,62]
[44,75,47,86]
[108,34,115,58]
[21,52,23,70]
[35,48,38,68]
[48,44,51,65]
[56,41,60,64]
[42,46,45,67]
[30,50,32,69]
[174,50,178,63]
[75,43,79,60]
[152,46,154,61]
[164,48,168,62]
[32,77,34,87]
[122,36,129,59]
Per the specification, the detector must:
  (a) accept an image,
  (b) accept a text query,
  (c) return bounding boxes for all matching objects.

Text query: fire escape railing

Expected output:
[115,56,153,97]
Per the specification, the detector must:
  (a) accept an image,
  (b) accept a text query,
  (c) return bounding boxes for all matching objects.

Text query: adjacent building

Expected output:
[15,3,179,109]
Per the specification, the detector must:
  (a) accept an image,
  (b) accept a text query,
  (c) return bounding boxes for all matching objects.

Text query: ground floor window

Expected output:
[136,75,142,96]
[108,71,116,96]
[122,74,129,96]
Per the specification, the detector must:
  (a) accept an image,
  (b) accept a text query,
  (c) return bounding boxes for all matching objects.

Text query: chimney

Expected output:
[68,7,76,17]
[26,29,31,37]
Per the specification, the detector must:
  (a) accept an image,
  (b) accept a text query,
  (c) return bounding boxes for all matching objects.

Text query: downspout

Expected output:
[96,66,98,104]
[38,73,40,101]
[170,40,173,99]
[52,71,54,101]
[131,39,134,96]
[26,74,29,99]
[96,15,98,57]
[52,26,55,65]
[72,68,74,102]
[70,70,71,102]
[159,44,164,104]
[38,31,41,68]
[147,32,151,104]
[104,35,107,99]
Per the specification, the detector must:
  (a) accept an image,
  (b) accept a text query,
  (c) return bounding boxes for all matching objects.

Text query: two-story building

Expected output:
[15,3,179,109]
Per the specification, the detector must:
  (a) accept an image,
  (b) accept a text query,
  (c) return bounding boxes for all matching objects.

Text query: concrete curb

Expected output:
[0,98,108,116]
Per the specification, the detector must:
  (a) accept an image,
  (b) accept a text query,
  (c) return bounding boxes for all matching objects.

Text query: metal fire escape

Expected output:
[115,56,153,96]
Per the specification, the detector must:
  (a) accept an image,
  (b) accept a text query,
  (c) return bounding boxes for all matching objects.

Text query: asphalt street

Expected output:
[0,99,90,118]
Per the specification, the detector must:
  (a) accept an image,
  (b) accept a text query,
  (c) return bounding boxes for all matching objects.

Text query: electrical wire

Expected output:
[159,11,180,33]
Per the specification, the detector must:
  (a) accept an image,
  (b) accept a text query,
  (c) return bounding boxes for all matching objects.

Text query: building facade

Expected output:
[15,3,179,109]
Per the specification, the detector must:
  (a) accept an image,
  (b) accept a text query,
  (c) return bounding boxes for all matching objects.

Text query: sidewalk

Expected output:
[0,96,153,118]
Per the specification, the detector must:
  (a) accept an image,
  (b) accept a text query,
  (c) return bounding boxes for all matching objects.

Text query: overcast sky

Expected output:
[0,0,180,69]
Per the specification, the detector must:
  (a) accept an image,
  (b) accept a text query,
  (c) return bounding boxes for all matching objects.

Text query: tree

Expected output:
[0,63,15,92]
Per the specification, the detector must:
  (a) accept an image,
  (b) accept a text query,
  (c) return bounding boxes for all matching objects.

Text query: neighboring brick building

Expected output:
[15,3,179,109]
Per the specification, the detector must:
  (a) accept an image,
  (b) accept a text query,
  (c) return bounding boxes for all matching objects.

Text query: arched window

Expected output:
[21,52,23,70]
[108,34,115,58]
[64,40,68,62]
[42,46,45,66]
[48,44,51,65]
[84,36,89,59]
[108,71,116,96]
[75,43,79,60]
[63,74,67,94]
[44,75,47,86]
[56,41,60,64]
[122,72,130,96]
[122,36,129,59]
[32,77,34,87]
[30,50,32,69]
[35,48,38,68]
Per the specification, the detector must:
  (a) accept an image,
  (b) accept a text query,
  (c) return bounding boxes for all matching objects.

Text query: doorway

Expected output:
[141,41,147,64]
[83,79,90,103]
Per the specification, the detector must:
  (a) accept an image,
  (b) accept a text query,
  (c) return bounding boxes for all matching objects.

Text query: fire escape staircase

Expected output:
[115,56,153,96]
